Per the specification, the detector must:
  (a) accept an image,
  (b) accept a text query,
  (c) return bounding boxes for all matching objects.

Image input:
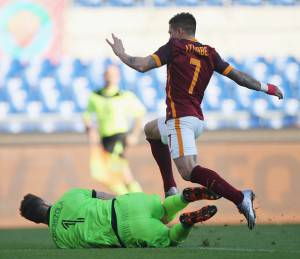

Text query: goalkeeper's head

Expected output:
[20,194,51,225]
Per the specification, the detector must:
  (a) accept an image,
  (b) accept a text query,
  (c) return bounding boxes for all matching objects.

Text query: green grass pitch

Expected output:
[1,225,299,259]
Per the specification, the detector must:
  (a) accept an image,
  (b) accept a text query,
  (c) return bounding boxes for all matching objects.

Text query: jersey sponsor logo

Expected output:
[62,218,85,229]
[51,201,64,243]
[185,44,208,57]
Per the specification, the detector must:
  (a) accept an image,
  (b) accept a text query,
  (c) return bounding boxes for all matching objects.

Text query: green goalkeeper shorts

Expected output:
[114,192,171,248]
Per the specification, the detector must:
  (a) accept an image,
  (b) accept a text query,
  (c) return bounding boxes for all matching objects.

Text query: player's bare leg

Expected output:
[173,155,197,181]
[174,155,256,229]
[144,119,161,140]
[145,119,178,197]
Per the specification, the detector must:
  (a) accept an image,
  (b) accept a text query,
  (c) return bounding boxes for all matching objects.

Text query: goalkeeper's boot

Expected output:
[179,205,217,227]
[237,190,256,230]
[182,187,221,202]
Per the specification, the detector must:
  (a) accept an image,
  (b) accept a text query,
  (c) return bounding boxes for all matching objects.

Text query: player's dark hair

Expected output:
[20,194,51,225]
[169,13,196,36]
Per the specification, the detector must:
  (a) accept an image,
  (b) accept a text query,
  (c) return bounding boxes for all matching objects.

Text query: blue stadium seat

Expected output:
[6,59,25,78]
[40,59,57,78]
[205,0,225,5]
[6,77,28,113]
[250,98,271,118]
[175,0,200,6]
[136,73,158,112]
[26,101,43,118]
[58,101,76,117]
[203,76,224,111]
[270,0,297,5]
[153,0,173,6]
[120,64,139,91]
[109,0,140,6]
[282,59,300,98]
[88,59,106,91]
[39,77,60,112]
[73,58,89,77]
[283,98,299,119]
[220,98,238,116]
[234,0,263,5]
[74,0,104,7]
[56,58,74,88]
[0,101,10,119]
[25,60,42,88]
[0,56,299,132]
[71,77,91,112]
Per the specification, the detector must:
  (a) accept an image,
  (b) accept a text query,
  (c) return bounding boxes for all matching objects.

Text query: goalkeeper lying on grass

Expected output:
[20,187,220,248]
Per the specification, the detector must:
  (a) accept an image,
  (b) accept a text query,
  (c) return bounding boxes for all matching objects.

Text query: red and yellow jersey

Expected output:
[151,38,233,120]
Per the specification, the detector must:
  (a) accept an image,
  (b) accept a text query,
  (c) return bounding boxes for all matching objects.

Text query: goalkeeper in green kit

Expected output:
[20,187,220,248]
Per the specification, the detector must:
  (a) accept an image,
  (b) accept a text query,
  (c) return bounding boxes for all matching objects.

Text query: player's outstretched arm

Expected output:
[106,33,156,73]
[226,68,283,99]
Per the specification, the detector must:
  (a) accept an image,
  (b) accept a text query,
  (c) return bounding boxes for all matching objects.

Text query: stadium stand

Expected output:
[0,56,299,133]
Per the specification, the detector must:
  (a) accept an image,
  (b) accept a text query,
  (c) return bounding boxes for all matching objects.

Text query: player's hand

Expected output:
[266,83,283,100]
[106,33,125,57]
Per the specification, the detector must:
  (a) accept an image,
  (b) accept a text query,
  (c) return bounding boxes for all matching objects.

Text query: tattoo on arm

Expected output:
[128,56,136,64]
[121,54,157,72]
[227,69,261,91]
[147,56,156,69]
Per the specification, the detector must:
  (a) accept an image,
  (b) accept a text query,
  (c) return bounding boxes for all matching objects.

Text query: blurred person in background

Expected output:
[20,186,220,248]
[106,12,283,229]
[83,64,145,195]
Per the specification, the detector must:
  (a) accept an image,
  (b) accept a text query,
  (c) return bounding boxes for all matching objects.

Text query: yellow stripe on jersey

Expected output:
[167,69,177,118]
[151,54,162,67]
[222,65,233,76]
[175,119,184,157]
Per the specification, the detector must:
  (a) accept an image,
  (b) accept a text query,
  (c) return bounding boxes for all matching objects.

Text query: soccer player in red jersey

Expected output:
[107,12,283,230]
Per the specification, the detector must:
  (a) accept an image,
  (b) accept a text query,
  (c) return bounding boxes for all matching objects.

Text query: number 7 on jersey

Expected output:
[188,58,201,94]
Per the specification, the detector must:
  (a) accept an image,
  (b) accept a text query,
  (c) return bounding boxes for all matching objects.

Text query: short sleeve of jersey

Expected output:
[212,49,233,75]
[151,39,172,67]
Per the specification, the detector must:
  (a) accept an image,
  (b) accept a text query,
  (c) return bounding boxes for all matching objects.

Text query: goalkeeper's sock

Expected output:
[169,223,192,245]
[146,139,177,192]
[163,194,188,223]
[127,181,142,193]
[190,165,243,205]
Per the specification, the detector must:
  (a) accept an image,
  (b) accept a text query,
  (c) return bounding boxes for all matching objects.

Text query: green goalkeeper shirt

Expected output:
[49,189,119,248]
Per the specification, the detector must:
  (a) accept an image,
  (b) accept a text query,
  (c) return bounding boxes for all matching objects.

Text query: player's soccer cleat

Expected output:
[165,187,179,197]
[179,205,217,226]
[237,190,256,230]
[182,187,221,202]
